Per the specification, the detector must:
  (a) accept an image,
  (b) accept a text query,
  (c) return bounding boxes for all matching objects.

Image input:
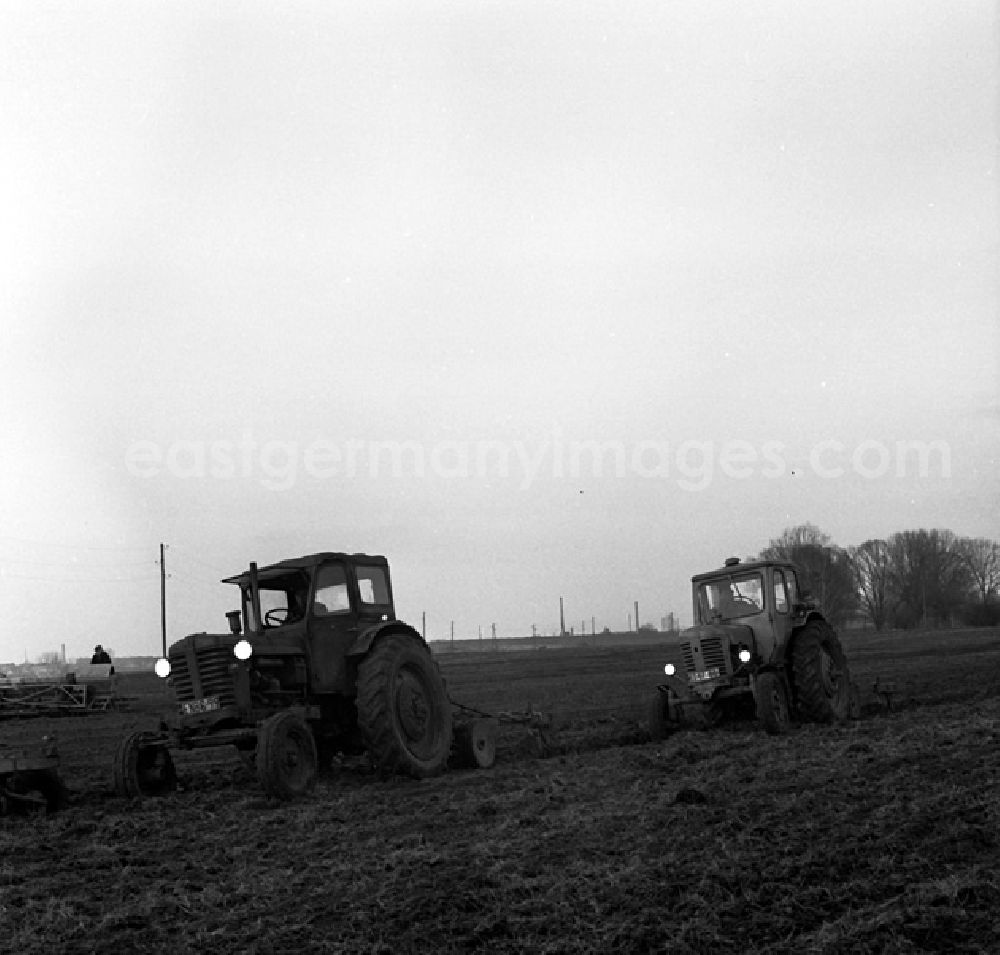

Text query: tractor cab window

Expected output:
[773,570,789,613]
[699,573,764,622]
[248,571,309,629]
[356,564,390,605]
[784,570,800,607]
[313,563,350,615]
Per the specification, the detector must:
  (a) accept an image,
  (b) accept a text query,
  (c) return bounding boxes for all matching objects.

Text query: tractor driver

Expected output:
[714,583,740,618]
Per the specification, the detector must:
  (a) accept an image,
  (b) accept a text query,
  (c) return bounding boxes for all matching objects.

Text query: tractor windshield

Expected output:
[244,570,310,629]
[699,573,764,622]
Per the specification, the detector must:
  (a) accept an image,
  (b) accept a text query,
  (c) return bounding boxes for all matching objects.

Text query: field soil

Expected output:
[1,627,998,953]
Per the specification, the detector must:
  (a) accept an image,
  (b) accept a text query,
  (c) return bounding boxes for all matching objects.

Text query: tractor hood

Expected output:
[168,631,238,657]
[168,630,306,659]
[677,621,757,691]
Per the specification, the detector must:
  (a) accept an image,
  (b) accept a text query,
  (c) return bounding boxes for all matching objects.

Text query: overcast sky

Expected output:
[1,1,997,662]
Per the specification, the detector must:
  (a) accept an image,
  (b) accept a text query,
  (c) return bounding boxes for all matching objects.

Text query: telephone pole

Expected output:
[160,542,167,657]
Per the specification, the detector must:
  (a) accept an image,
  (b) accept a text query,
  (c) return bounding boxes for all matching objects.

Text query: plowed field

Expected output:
[2,628,999,954]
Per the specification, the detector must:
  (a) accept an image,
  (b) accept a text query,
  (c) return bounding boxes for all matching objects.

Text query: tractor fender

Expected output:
[346,620,425,659]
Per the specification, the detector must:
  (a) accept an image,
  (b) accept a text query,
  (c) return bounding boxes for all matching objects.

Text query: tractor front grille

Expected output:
[169,646,237,706]
[680,635,729,675]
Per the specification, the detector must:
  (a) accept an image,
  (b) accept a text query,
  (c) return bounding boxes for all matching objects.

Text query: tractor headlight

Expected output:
[233,639,253,661]
[154,658,171,679]
[664,663,676,676]
[739,648,751,663]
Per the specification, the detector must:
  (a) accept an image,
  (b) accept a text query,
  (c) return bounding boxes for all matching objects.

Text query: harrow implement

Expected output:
[0,736,67,815]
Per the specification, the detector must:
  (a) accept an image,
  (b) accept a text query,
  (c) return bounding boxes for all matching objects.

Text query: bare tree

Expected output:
[956,537,1000,606]
[758,524,858,627]
[886,529,970,628]
[848,539,894,631]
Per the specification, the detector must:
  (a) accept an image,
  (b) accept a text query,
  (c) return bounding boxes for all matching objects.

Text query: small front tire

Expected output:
[648,691,674,740]
[113,731,177,799]
[256,712,318,800]
[756,672,791,735]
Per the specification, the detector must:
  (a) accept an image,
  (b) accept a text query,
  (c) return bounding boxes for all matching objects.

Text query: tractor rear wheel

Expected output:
[256,712,318,800]
[792,620,852,722]
[113,731,177,799]
[756,671,791,735]
[357,632,452,777]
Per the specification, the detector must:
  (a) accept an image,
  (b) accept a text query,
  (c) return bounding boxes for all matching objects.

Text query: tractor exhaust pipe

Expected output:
[249,561,263,635]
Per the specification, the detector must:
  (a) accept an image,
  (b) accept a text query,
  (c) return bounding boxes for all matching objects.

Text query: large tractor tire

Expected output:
[791,619,852,722]
[756,671,791,735]
[256,712,318,800]
[113,731,177,799]
[356,632,452,778]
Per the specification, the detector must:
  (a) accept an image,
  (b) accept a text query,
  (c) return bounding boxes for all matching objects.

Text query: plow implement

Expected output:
[449,697,553,764]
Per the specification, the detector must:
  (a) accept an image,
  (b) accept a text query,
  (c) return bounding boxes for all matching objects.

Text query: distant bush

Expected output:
[962,601,1000,627]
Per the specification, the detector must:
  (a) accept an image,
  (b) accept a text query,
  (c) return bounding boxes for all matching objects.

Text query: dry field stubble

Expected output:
[1,628,998,953]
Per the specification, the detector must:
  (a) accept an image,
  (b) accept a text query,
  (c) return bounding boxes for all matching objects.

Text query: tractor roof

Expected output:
[691,557,798,583]
[222,552,388,585]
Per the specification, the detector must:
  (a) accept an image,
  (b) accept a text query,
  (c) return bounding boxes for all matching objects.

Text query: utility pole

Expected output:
[450,620,454,644]
[422,611,426,640]
[634,601,639,632]
[491,622,497,646]
[160,542,167,657]
[591,616,595,635]
[559,596,566,637]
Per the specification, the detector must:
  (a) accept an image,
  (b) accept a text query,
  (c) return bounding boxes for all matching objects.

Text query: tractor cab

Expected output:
[222,553,398,695]
[689,557,809,667]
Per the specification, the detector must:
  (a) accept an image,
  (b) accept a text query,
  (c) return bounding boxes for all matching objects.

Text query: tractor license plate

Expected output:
[180,695,221,716]
[691,667,721,683]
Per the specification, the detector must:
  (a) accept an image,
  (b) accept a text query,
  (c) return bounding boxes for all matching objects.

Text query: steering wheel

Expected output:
[264,608,289,627]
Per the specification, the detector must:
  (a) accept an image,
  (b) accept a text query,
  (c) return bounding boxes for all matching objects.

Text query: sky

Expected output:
[1,1,997,662]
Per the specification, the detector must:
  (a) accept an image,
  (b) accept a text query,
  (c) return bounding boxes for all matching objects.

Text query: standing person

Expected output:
[91,644,114,674]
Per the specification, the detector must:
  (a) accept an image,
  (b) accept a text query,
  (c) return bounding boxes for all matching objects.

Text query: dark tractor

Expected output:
[649,557,858,737]
[113,552,454,800]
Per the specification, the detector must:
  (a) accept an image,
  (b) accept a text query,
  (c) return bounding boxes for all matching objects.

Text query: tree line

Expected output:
[757,524,1000,631]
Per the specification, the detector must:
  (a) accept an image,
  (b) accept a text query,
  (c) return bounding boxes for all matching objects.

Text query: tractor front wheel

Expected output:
[256,712,318,800]
[792,620,852,722]
[756,672,791,735]
[113,731,177,799]
[357,632,453,777]
[648,691,674,740]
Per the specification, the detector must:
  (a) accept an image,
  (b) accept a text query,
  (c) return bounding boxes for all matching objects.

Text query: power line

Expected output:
[0,570,159,583]
[0,535,153,553]
[0,554,157,569]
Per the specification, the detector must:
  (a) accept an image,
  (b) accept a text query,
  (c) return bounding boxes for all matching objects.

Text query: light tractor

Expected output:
[113,552,493,800]
[649,557,859,737]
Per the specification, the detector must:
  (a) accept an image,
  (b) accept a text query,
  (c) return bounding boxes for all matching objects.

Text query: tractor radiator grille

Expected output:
[680,636,729,674]
[169,647,237,706]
